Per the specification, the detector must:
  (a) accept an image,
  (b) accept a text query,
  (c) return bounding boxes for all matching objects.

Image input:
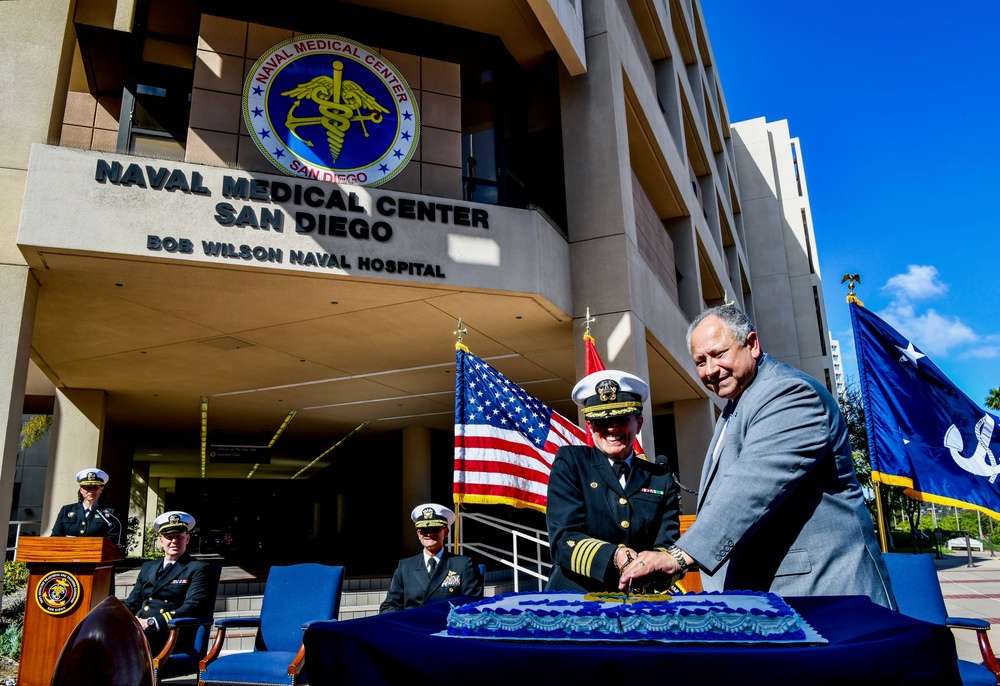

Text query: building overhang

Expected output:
[18,145,579,480]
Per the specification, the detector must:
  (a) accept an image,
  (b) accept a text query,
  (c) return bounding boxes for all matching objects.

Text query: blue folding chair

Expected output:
[884,553,1000,685]
[199,563,345,686]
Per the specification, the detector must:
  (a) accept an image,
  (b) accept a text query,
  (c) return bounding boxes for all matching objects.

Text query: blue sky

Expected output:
[700,1,1000,407]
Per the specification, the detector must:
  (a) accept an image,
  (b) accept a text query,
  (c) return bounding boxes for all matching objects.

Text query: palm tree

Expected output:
[987,387,1000,411]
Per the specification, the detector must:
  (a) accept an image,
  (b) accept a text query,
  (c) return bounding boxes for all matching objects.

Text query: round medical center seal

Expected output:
[244,34,420,187]
[35,570,83,616]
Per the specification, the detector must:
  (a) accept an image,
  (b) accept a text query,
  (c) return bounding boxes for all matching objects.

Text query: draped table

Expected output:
[304,595,961,685]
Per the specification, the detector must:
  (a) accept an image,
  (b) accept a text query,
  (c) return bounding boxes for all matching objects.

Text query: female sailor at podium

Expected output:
[50,468,123,546]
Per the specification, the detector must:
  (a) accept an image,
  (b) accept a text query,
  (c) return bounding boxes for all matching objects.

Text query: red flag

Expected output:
[583,332,646,459]
[453,346,588,513]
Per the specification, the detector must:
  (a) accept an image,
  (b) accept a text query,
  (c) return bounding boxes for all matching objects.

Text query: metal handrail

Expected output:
[456,511,551,592]
[7,519,42,559]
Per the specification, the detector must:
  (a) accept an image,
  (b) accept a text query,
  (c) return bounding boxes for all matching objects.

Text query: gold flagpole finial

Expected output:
[454,318,468,343]
[583,307,596,339]
[842,273,863,306]
[722,291,734,307]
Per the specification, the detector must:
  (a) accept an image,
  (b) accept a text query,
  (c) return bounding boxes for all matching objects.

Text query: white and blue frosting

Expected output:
[446,590,806,641]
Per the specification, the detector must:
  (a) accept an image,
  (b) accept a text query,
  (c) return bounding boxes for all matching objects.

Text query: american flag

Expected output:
[454,346,588,513]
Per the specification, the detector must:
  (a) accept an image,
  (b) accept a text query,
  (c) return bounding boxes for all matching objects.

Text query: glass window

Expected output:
[130,62,193,140]
[463,128,498,204]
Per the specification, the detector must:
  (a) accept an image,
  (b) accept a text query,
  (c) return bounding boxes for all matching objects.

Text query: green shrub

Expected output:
[0,594,24,623]
[125,521,165,560]
[0,620,22,660]
[143,524,164,559]
[0,563,26,661]
[3,562,27,592]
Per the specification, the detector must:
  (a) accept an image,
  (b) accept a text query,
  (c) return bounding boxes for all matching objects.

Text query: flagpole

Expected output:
[845,275,887,550]
[874,481,889,552]
[453,318,468,555]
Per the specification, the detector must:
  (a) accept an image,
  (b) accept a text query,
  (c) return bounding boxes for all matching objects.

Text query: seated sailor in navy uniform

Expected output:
[379,503,483,613]
[124,511,215,655]
[50,469,123,545]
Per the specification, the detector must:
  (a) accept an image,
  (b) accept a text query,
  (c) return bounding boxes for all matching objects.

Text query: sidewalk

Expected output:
[936,549,1000,664]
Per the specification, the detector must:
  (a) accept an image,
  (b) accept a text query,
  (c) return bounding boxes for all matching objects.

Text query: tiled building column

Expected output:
[561,20,654,448]
[401,425,432,556]
[673,398,717,515]
[2,0,75,587]
[40,389,107,533]
[0,268,38,565]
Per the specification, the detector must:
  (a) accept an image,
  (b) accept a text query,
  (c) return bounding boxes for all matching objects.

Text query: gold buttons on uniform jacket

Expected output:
[621,521,630,529]
[619,497,627,505]
[590,482,599,488]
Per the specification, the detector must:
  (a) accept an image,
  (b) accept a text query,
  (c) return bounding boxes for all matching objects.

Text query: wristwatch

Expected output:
[666,545,690,576]
[146,618,157,629]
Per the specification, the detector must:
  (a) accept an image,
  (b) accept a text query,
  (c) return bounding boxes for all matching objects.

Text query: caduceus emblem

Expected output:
[280,60,390,162]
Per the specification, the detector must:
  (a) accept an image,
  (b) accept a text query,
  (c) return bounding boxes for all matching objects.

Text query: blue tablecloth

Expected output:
[304,595,961,685]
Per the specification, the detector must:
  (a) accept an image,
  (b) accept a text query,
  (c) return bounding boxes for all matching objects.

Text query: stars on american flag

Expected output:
[454,348,588,512]
[460,355,550,447]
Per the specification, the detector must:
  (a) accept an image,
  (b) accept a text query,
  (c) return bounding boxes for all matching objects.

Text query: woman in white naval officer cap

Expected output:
[378,503,483,613]
[50,468,122,544]
[544,369,681,593]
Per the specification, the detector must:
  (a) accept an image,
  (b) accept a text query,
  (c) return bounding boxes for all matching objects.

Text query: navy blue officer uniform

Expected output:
[546,370,680,592]
[124,511,215,655]
[50,469,122,543]
[379,503,483,613]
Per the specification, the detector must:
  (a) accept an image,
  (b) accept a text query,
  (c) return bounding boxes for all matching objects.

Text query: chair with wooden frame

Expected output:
[884,552,1000,686]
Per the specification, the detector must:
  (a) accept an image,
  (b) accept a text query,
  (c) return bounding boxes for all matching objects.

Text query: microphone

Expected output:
[98,509,124,547]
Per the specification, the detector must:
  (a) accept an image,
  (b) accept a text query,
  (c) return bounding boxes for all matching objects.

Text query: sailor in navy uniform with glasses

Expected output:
[545,370,680,592]
[124,511,215,656]
[50,469,122,544]
[379,503,483,613]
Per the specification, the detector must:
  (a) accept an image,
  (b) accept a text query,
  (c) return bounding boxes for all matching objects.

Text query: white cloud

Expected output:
[878,303,976,358]
[963,346,1000,360]
[960,334,1000,360]
[882,265,947,301]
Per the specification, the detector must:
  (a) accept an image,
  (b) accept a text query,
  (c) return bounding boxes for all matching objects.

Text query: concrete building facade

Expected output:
[2,0,834,574]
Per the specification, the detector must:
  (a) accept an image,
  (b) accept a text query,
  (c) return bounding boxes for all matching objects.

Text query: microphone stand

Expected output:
[96,508,124,548]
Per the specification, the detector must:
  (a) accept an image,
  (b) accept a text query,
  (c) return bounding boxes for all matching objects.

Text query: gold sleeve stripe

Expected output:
[570,538,608,577]
[163,611,174,622]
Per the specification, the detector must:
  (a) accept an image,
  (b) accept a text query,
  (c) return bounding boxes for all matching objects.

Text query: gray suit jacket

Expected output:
[678,354,895,608]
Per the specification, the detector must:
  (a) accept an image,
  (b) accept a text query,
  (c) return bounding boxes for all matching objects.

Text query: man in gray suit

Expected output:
[619,305,895,608]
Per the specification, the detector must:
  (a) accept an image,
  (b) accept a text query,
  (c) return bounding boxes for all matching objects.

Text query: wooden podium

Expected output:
[16,537,122,686]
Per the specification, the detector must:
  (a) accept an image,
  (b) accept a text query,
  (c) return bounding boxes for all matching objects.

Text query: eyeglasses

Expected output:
[419,527,444,535]
[160,533,187,542]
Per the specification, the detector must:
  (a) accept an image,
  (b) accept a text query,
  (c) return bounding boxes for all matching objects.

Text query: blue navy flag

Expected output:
[851,303,1000,516]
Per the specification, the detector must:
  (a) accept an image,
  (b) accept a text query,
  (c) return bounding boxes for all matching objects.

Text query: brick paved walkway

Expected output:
[936,549,1000,665]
